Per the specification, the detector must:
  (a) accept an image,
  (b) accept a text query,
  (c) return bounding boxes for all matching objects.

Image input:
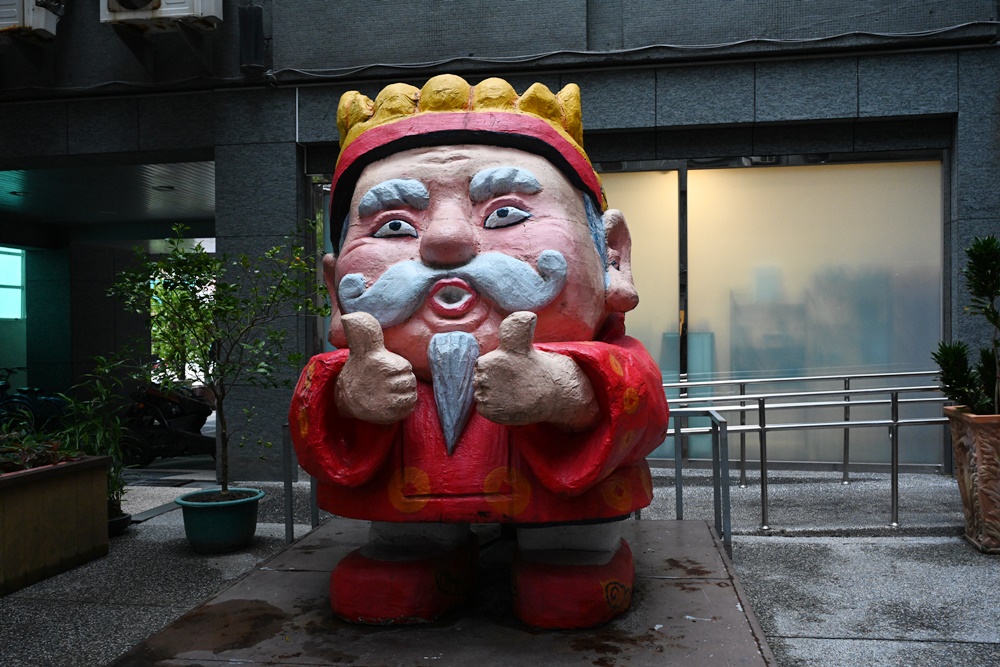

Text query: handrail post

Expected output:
[759,397,770,531]
[713,411,732,557]
[309,476,320,528]
[282,423,294,545]
[842,377,851,485]
[711,420,722,539]
[739,382,747,488]
[673,414,684,520]
[890,391,900,528]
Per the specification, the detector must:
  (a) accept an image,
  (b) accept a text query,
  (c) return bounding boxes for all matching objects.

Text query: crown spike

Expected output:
[556,84,584,147]
[337,91,374,145]
[370,83,420,123]
[472,77,518,111]
[418,74,472,112]
[517,83,563,127]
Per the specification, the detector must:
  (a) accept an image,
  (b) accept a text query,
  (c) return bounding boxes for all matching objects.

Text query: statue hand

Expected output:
[335,312,417,424]
[474,311,598,430]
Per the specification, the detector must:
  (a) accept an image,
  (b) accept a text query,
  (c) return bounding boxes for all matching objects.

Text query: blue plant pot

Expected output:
[175,487,265,554]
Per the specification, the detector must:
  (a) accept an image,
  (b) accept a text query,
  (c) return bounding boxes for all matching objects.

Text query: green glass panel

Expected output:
[0,287,22,319]
[0,251,22,287]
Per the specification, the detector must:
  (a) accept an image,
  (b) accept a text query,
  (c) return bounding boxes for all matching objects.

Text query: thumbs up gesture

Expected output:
[335,312,418,424]
[474,312,599,430]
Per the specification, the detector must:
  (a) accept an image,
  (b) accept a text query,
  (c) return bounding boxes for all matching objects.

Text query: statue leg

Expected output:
[512,521,634,629]
[329,521,477,624]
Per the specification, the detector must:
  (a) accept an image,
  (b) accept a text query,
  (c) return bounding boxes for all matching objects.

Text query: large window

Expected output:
[0,247,24,320]
[603,160,943,464]
[688,161,942,381]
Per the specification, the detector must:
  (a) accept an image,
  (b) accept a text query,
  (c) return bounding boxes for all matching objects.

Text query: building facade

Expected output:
[1,1,996,478]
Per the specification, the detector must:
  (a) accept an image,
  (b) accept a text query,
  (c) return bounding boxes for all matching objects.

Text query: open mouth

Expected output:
[428,278,478,317]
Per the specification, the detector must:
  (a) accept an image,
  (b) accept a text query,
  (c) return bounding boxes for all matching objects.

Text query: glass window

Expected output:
[688,161,942,380]
[688,161,943,463]
[601,171,681,374]
[0,247,24,320]
[600,161,943,464]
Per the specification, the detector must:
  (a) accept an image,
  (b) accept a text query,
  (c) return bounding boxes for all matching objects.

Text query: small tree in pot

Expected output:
[111,224,327,552]
[933,234,1000,552]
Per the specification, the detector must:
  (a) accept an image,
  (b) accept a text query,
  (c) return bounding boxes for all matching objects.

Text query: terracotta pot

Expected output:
[944,406,1000,553]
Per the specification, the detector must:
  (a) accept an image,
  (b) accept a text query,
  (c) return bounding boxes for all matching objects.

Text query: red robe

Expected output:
[290,319,669,524]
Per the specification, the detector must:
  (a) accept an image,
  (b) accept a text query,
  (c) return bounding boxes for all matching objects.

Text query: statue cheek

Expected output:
[329,312,348,349]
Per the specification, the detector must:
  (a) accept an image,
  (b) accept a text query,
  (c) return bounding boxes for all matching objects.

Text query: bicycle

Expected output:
[0,367,68,429]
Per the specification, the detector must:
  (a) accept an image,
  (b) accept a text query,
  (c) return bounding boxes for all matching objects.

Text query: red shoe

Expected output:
[512,538,634,629]
[329,535,478,625]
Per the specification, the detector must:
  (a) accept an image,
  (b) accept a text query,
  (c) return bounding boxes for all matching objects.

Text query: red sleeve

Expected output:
[513,335,669,495]
[289,350,399,487]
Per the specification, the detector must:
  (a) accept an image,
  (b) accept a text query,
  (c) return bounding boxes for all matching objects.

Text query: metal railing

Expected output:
[282,424,321,545]
[282,417,737,555]
[640,409,732,556]
[657,371,948,532]
[281,372,945,550]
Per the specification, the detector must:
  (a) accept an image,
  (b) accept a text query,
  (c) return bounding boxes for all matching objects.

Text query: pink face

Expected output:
[327,145,610,379]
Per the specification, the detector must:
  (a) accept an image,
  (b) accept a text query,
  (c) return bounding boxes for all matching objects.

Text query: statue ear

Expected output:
[603,209,639,313]
[323,253,348,348]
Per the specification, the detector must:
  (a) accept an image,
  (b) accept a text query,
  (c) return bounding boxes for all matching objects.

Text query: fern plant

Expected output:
[934,235,1000,415]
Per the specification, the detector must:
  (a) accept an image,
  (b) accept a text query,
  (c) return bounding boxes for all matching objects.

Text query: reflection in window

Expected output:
[689,161,943,464]
[599,161,943,464]
[688,162,942,380]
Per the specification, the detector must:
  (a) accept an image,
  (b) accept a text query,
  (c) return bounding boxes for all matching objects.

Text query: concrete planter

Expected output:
[944,406,1000,553]
[0,456,110,594]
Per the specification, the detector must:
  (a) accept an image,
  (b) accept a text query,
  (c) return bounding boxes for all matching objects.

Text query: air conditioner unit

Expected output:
[0,0,61,39]
[100,0,223,30]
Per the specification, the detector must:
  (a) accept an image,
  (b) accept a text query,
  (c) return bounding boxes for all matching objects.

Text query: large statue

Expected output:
[290,74,669,629]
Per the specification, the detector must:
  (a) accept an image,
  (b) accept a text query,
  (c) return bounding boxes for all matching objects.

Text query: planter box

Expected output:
[945,407,1000,553]
[0,456,110,595]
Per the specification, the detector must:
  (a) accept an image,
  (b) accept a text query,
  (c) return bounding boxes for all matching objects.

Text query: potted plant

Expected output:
[110,224,326,553]
[933,234,1000,553]
[0,425,110,593]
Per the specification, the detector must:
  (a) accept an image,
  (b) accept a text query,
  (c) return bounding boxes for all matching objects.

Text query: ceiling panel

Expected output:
[0,161,215,226]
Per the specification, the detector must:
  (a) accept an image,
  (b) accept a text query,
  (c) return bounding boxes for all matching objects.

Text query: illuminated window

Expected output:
[0,247,24,320]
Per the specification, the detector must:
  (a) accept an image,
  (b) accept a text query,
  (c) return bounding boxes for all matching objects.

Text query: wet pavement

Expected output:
[108,519,772,666]
[1,460,997,666]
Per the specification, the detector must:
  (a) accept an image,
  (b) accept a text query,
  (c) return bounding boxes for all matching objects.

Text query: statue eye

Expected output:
[373,219,417,238]
[484,206,531,229]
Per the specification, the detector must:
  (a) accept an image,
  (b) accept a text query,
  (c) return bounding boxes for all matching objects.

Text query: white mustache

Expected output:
[338,250,568,328]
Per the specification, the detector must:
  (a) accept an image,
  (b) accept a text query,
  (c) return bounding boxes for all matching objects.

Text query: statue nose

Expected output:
[420,214,476,268]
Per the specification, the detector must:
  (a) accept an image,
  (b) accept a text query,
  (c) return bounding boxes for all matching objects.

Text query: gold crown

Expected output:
[336,74,587,161]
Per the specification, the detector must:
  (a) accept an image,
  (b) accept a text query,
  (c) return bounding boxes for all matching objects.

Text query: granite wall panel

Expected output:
[656,64,755,127]
[68,98,139,155]
[273,0,587,70]
[755,59,858,123]
[573,70,655,130]
[859,53,958,118]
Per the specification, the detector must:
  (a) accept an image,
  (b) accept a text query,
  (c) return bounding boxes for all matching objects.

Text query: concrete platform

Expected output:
[109,519,774,666]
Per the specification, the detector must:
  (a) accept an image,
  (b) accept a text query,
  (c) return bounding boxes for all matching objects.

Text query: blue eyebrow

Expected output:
[469,167,542,203]
[358,179,430,217]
